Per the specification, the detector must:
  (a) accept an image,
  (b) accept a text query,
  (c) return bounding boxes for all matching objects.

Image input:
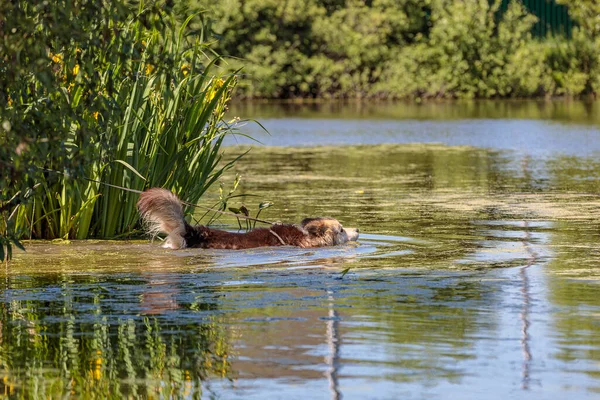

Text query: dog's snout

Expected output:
[356,228,360,233]
[343,227,359,242]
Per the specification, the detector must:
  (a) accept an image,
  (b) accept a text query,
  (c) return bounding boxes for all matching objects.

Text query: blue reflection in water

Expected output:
[229,118,600,156]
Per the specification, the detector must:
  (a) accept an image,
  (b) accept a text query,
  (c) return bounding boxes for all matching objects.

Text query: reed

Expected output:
[1,1,252,259]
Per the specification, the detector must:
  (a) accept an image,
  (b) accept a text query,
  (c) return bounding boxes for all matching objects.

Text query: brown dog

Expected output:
[137,188,359,250]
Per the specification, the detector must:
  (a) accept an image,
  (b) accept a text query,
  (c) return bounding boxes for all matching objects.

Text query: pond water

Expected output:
[4,101,600,399]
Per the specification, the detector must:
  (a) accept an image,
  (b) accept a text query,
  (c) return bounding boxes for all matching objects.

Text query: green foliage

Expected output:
[0,0,248,250]
[381,0,542,98]
[552,1,600,95]
[193,0,429,98]
[191,0,599,99]
[557,0,600,37]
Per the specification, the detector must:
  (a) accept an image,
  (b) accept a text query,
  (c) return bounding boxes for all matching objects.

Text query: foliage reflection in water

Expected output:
[1,250,234,398]
[4,138,600,398]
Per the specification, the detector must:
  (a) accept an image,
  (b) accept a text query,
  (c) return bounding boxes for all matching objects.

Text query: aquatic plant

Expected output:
[0,0,251,254]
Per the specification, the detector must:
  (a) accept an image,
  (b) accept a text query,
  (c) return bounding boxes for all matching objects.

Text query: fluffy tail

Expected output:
[137,188,188,249]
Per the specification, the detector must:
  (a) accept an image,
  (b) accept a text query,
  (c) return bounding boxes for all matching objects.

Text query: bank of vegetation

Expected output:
[0,1,247,259]
[195,0,599,99]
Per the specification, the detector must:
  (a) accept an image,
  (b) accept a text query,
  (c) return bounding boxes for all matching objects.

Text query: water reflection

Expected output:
[325,288,341,400]
[4,139,600,398]
[519,221,537,390]
[230,100,600,125]
[227,103,600,156]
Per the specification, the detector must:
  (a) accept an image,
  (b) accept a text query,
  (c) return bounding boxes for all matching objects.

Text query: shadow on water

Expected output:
[4,105,600,398]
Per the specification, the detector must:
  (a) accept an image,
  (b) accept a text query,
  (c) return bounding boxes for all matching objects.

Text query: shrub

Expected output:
[379,0,541,98]
[191,0,598,99]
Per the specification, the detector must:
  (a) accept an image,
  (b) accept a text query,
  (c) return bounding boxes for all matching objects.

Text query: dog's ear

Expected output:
[300,217,319,227]
[302,218,331,237]
[307,224,329,237]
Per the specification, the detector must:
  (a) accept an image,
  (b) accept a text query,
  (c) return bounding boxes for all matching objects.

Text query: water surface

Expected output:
[4,101,600,399]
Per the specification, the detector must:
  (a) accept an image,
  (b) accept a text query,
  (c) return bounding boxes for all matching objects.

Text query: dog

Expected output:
[137,188,359,249]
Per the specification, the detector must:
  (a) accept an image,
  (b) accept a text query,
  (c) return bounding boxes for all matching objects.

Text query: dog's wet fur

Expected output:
[137,188,359,249]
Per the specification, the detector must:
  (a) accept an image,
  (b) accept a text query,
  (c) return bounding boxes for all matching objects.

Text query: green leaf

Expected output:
[258,201,274,210]
[11,238,25,252]
[228,207,241,214]
[114,160,146,181]
[340,267,351,278]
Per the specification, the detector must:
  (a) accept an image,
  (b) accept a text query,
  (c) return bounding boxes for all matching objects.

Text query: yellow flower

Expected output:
[72,64,80,76]
[181,63,190,77]
[51,52,63,64]
[92,111,99,120]
[7,95,12,107]
[145,64,154,75]
[1,375,14,395]
[207,90,215,103]
[206,78,226,103]
[67,82,75,92]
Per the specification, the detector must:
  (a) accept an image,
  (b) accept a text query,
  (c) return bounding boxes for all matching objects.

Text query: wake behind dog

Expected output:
[137,188,359,250]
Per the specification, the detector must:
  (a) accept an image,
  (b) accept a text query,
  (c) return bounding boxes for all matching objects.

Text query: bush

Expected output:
[379,0,542,98]
[193,0,429,98]
[191,0,599,99]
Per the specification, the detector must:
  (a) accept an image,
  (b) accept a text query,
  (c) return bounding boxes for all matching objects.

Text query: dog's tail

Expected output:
[137,188,188,249]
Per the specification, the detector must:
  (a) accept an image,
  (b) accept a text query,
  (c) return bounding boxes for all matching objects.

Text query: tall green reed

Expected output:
[92,26,244,239]
[1,1,251,251]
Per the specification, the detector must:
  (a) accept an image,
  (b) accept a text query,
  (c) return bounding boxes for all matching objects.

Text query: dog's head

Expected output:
[300,217,359,246]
